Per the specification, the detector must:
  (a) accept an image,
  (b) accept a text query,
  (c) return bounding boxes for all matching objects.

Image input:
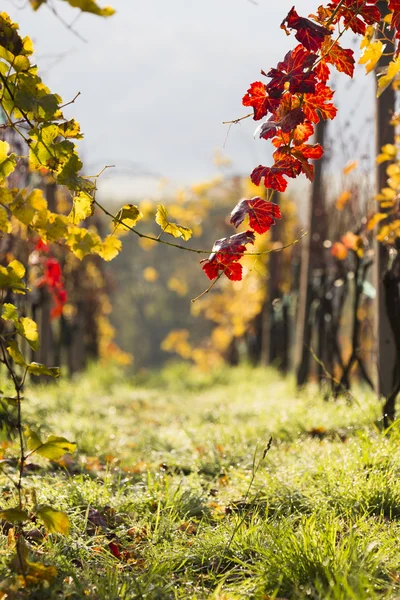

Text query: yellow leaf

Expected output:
[377,56,400,97]
[0,141,17,182]
[98,235,121,261]
[7,340,26,367]
[69,191,94,224]
[336,190,351,211]
[19,317,39,351]
[155,204,192,241]
[36,506,70,534]
[360,25,375,49]
[113,204,143,233]
[66,227,101,259]
[10,189,47,226]
[359,40,384,74]
[376,143,397,164]
[343,161,358,175]
[367,213,387,231]
[0,260,26,294]
[0,206,11,233]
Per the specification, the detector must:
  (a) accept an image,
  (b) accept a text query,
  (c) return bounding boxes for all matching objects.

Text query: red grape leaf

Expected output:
[327,0,381,35]
[302,83,337,123]
[230,197,282,234]
[251,158,302,192]
[319,39,355,79]
[242,81,278,121]
[281,6,331,52]
[272,121,315,148]
[266,45,318,98]
[201,231,255,281]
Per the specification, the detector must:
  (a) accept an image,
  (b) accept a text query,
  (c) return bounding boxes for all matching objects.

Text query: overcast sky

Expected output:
[5,0,374,200]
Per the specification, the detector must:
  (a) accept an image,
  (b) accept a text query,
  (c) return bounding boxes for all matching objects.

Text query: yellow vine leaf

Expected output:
[66,227,102,260]
[155,204,192,241]
[376,143,397,164]
[7,340,26,366]
[359,40,384,74]
[360,25,375,49]
[10,188,47,226]
[42,0,115,17]
[33,210,69,242]
[0,206,11,233]
[113,204,143,233]
[0,141,17,183]
[367,213,387,231]
[376,187,396,207]
[386,163,400,189]
[69,191,94,225]
[98,235,122,261]
[0,260,26,294]
[377,56,400,97]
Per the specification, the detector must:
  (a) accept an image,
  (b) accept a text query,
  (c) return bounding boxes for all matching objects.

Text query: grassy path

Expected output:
[1,364,400,599]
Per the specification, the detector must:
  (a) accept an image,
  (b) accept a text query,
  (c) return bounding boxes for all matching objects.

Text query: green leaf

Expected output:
[36,506,70,534]
[7,340,27,367]
[28,363,60,377]
[155,205,192,241]
[69,191,94,224]
[0,507,29,522]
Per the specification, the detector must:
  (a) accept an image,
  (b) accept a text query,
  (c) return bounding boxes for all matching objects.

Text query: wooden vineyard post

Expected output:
[375,1,398,422]
[295,119,327,387]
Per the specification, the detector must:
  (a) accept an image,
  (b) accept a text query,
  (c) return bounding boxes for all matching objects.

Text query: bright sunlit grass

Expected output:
[1,363,399,599]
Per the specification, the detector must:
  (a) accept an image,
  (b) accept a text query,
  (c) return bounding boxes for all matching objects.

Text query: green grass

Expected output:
[1,363,400,599]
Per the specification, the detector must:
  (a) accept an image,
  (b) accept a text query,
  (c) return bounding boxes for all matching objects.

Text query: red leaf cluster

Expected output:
[201,231,255,281]
[240,2,365,196]
[203,1,385,284]
[326,0,380,35]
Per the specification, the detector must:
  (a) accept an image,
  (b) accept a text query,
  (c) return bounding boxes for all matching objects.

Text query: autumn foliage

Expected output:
[201,0,400,284]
